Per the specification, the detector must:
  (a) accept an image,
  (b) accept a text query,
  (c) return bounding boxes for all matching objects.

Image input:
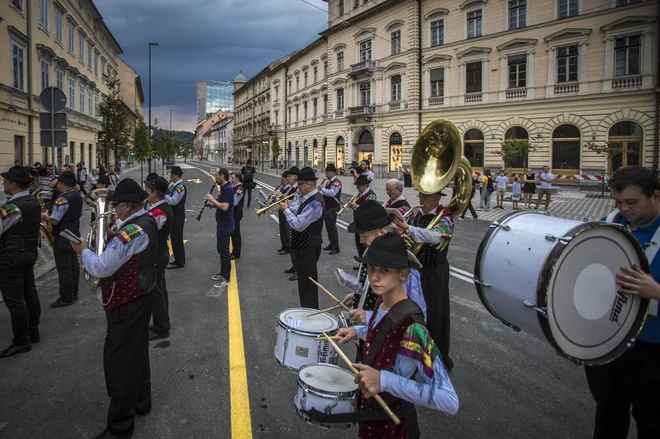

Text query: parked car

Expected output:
[166,157,176,169]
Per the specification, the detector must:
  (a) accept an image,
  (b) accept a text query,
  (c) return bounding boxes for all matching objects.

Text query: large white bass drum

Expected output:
[474,211,649,365]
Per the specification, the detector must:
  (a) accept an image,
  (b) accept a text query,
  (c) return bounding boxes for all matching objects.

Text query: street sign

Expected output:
[40,87,67,113]
[40,131,68,148]
[39,87,68,151]
[40,113,67,130]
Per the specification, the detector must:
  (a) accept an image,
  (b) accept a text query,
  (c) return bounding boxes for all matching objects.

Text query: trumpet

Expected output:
[255,192,297,216]
[337,191,359,216]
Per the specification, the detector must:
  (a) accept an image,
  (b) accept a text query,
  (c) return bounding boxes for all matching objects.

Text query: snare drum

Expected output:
[275,308,339,371]
[474,211,649,365]
[294,363,358,429]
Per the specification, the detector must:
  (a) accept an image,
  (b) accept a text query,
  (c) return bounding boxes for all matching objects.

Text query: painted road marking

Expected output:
[167,239,188,256]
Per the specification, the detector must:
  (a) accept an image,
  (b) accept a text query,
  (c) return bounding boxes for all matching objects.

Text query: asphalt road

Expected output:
[0,160,630,439]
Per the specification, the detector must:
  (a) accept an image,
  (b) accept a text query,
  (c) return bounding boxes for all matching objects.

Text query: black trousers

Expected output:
[77,180,88,196]
[324,208,340,250]
[150,259,170,333]
[0,251,40,345]
[355,233,366,257]
[460,190,478,219]
[291,246,321,309]
[419,262,452,369]
[54,236,80,301]
[170,212,185,265]
[278,211,290,251]
[245,184,253,207]
[585,341,660,439]
[231,208,243,258]
[104,295,152,435]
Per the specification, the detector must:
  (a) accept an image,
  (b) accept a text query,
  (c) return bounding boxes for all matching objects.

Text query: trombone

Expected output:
[337,191,359,216]
[255,192,297,216]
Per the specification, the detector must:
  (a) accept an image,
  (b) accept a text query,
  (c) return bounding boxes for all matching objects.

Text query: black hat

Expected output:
[145,176,169,196]
[145,172,159,182]
[325,163,337,172]
[282,171,289,177]
[1,166,32,184]
[97,175,110,185]
[347,200,391,233]
[107,178,148,203]
[298,167,317,181]
[287,166,300,176]
[354,232,421,269]
[170,166,183,176]
[57,171,77,186]
[416,189,447,197]
[354,175,371,186]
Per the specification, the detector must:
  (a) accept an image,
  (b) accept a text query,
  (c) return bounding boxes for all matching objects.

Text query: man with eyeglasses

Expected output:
[383,178,411,215]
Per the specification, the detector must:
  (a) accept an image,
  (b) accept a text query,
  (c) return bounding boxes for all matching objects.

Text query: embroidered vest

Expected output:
[386,198,411,210]
[411,207,450,267]
[150,202,173,262]
[54,189,82,237]
[322,179,342,209]
[355,189,375,207]
[290,192,324,250]
[234,183,245,209]
[171,181,187,215]
[0,195,41,253]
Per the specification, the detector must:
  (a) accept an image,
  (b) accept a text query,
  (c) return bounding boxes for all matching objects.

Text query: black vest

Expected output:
[412,211,449,267]
[54,189,82,236]
[0,194,41,254]
[128,212,159,295]
[290,192,324,250]
[170,180,187,216]
[387,198,411,210]
[150,201,174,262]
[234,184,245,209]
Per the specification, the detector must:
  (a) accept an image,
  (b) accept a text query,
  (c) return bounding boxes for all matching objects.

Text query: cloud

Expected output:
[95,0,327,132]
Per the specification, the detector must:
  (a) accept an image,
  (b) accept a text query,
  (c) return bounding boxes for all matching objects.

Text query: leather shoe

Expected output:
[284,267,296,274]
[136,406,152,416]
[91,428,134,439]
[289,274,298,281]
[167,263,184,270]
[276,247,284,252]
[50,298,75,308]
[29,333,40,344]
[323,245,333,250]
[329,249,340,255]
[278,250,290,255]
[149,330,170,341]
[231,254,239,260]
[0,342,31,358]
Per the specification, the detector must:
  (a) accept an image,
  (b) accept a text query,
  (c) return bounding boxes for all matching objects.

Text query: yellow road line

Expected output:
[167,239,188,256]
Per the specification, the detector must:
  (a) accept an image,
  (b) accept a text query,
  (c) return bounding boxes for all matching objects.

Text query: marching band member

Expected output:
[144,176,174,341]
[70,179,158,439]
[41,171,83,308]
[337,233,458,438]
[0,166,42,357]
[319,163,342,255]
[276,171,291,255]
[384,179,411,216]
[283,167,300,280]
[205,168,234,289]
[166,166,186,270]
[586,166,660,439]
[393,190,454,371]
[278,167,324,309]
[348,174,377,259]
[230,171,245,260]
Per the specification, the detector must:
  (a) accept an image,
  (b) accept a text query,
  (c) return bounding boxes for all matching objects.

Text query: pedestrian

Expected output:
[0,166,42,357]
[38,164,54,211]
[108,166,120,189]
[320,164,342,254]
[88,169,98,190]
[76,163,88,195]
[495,170,508,209]
[230,171,244,260]
[166,166,186,269]
[511,176,521,210]
[351,160,375,189]
[241,159,256,208]
[535,166,554,210]
[459,173,479,220]
[480,169,494,211]
[205,168,234,288]
[70,179,158,439]
[522,167,535,209]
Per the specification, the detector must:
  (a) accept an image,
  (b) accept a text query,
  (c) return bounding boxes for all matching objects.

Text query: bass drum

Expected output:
[474,211,649,365]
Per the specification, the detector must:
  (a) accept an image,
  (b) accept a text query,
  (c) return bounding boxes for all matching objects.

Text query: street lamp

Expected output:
[148,42,159,173]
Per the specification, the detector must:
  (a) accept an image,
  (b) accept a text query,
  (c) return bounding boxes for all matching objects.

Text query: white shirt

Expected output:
[540,172,554,189]
[496,175,508,189]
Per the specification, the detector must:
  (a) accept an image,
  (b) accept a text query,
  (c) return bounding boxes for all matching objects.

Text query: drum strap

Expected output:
[305,402,419,436]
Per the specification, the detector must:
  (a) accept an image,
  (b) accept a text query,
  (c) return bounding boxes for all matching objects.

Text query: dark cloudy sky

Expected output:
[95,0,328,132]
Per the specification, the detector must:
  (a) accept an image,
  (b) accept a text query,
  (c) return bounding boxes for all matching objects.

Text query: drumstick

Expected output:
[314,335,343,340]
[306,303,343,317]
[321,332,401,426]
[309,278,352,313]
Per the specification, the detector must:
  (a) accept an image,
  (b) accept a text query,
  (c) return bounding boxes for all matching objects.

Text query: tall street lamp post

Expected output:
[148,42,159,173]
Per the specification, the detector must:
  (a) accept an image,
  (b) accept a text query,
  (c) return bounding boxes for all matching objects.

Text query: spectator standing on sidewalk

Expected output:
[495,170,508,209]
[512,176,521,210]
[480,169,494,211]
[535,166,554,210]
[459,173,479,220]
[76,163,88,195]
[522,168,535,209]
[241,160,256,208]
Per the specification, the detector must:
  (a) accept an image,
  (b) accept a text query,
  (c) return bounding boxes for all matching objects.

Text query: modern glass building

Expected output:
[197,80,234,122]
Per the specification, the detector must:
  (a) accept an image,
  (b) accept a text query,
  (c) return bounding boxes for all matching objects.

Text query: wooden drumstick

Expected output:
[314,335,343,340]
[321,331,401,426]
[306,303,343,318]
[309,278,352,313]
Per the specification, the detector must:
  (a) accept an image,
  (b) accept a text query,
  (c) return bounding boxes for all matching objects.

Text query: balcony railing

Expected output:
[349,60,380,78]
[612,75,642,90]
[335,109,344,118]
[465,92,482,104]
[554,82,579,95]
[429,96,444,107]
[347,105,375,122]
[506,88,527,100]
[389,101,401,110]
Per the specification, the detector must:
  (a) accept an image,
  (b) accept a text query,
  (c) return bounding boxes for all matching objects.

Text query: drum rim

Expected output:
[277,308,340,336]
[473,210,548,331]
[296,364,359,398]
[535,221,650,365]
[293,403,355,429]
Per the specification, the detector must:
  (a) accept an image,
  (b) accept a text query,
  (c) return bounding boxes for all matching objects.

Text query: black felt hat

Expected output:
[287,166,300,176]
[282,171,289,177]
[145,172,159,182]
[325,163,337,172]
[1,166,32,184]
[354,232,421,269]
[145,176,170,196]
[97,175,110,185]
[347,200,391,233]
[107,178,148,203]
[57,171,77,186]
[170,166,183,176]
[354,175,371,186]
[298,167,317,181]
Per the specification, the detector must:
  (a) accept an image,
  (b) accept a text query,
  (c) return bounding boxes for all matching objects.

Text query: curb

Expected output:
[34,259,57,280]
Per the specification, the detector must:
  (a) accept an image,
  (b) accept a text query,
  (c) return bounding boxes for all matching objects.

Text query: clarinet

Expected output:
[196,184,217,221]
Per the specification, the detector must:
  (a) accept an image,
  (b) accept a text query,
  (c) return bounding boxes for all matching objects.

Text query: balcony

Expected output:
[554,82,579,95]
[348,60,380,78]
[429,97,444,107]
[506,88,527,100]
[465,92,483,104]
[334,109,344,119]
[612,75,642,90]
[347,105,375,122]
[389,101,401,111]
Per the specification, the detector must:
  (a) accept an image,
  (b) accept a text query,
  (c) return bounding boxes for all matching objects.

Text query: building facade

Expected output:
[197,79,234,123]
[236,0,658,182]
[193,109,229,158]
[117,58,145,154]
[1,0,131,170]
[204,116,233,164]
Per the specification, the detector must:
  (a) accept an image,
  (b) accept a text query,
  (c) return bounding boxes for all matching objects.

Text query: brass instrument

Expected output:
[84,188,112,291]
[337,191,359,216]
[33,189,54,248]
[255,192,297,216]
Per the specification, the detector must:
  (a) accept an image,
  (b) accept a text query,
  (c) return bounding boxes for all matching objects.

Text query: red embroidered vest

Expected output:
[100,255,140,311]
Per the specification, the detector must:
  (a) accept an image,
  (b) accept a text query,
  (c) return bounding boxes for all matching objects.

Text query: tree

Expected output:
[98,74,131,169]
[272,137,281,167]
[133,114,152,164]
[585,141,623,163]
[493,139,539,169]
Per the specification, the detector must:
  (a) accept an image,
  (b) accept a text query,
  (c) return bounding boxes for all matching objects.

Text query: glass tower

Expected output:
[197,80,234,122]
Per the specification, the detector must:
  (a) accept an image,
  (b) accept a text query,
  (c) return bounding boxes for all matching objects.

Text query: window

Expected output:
[14,136,25,165]
[78,31,85,62]
[313,66,318,83]
[100,59,106,83]
[303,101,308,119]
[295,104,299,121]
[360,82,371,106]
[304,71,308,87]
[467,10,482,39]
[323,94,328,114]
[614,36,641,77]
[288,107,292,123]
[94,52,99,77]
[336,88,345,110]
[55,8,64,43]
[56,69,64,89]
[274,85,279,99]
[87,42,93,70]
[288,79,292,92]
[359,40,372,62]
[79,84,85,113]
[336,137,345,169]
[389,132,403,171]
[337,52,344,72]
[609,121,643,170]
[313,98,318,117]
[391,30,401,55]
[11,39,26,92]
[509,0,526,29]
[617,0,642,5]
[67,21,75,53]
[339,0,344,15]
[552,124,581,170]
[11,0,23,12]
[391,75,401,101]
[430,68,444,97]
[558,0,578,19]
[39,0,49,30]
[504,126,530,168]
[431,20,444,47]
[88,88,93,116]
[354,0,359,8]
[557,45,578,83]
[274,110,279,125]
[68,77,76,109]
[508,54,527,88]
[296,76,299,91]
[466,61,482,93]
[323,61,328,78]
[463,129,485,167]
[40,59,50,92]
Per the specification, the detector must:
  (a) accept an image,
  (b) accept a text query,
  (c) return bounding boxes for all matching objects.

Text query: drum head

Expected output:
[298,364,357,394]
[542,223,649,364]
[278,308,339,335]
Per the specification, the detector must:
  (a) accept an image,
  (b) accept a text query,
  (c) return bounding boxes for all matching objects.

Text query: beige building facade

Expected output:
[235,0,658,182]
[1,0,130,171]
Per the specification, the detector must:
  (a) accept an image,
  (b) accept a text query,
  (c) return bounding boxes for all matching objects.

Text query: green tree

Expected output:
[271,137,281,167]
[98,74,131,169]
[132,114,152,164]
[493,139,539,169]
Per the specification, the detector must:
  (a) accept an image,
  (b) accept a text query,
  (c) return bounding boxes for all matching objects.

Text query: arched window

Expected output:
[552,124,581,171]
[463,129,484,168]
[358,130,374,166]
[303,140,309,167]
[295,141,300,166]
[608,121,643,170]
[504,126,530,168]
[389,133,403,172]
[336,137,345,170]
[323,137,327,168]
[313,139,318,168]
[287,141,292,167]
